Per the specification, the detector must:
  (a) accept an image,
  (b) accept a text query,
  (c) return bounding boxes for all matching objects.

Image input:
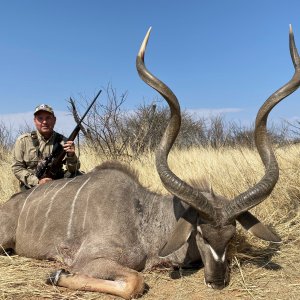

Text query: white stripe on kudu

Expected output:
[39,178,77,240]
[208,245,227,262]
[67,177,91,238]
[17,186,39,229]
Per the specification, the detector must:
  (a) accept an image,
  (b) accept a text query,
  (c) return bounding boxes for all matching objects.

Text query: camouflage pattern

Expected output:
[12,130,80,188]
[34,104,55,115]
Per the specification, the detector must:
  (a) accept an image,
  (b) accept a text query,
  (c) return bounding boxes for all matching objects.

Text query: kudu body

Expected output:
[1,26,300,299]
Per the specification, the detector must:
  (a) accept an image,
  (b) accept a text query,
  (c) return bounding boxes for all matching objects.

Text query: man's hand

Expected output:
[38,177,53,185]
[63,141,75,157]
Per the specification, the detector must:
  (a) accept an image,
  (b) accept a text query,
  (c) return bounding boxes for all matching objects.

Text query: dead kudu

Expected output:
[1,26,300,299]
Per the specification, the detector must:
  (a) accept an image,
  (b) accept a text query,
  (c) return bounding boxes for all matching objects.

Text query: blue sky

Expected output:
[1,0,300,134]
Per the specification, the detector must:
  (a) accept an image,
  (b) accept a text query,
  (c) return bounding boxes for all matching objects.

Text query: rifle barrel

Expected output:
[78,89,102,124]
[67,89,101,141]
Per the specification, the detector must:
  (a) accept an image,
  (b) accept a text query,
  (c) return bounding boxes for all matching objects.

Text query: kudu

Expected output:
[1,26,299,299]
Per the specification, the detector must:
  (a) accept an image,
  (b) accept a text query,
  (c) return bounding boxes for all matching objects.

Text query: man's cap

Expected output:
[34,104,55,115]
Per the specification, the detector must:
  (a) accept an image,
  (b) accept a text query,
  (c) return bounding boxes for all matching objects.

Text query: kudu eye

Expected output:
[202,237,209,245]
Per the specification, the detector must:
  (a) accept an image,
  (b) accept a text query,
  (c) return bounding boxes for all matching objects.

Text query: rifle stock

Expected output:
[36,90,101,179]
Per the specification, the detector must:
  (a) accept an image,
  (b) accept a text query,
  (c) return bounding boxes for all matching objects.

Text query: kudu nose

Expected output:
[207,282,226,290]
[205,280,226,290]
[205,277,228,290]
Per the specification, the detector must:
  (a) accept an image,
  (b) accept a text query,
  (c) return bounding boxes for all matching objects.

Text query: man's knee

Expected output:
[19,182,31,192]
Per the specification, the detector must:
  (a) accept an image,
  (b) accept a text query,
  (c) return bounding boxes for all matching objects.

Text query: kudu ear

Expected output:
[237,211,281,243]
[159,207,197,257]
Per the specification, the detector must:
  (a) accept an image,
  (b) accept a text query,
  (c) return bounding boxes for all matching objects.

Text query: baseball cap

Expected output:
[34,104,55,115]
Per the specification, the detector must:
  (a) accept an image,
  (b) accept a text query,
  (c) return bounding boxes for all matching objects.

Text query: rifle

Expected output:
[36,89,102,179]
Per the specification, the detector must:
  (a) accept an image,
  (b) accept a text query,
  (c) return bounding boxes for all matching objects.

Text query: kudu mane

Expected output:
[92,161,140,182]
[95,161,211,194]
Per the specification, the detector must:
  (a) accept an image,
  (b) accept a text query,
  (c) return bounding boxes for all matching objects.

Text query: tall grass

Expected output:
[0,146,19,200]
[2,144,300,226]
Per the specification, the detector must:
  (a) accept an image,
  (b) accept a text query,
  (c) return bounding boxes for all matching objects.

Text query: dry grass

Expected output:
[0,144,300,299]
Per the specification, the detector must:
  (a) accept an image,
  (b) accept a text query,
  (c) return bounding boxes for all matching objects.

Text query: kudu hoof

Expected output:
[47,269,70,285]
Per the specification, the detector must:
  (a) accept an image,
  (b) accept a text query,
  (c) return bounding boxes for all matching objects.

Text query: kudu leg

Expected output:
[47,259,145,300]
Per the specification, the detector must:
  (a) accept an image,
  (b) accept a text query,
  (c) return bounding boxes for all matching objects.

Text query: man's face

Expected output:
[34,111,56,138]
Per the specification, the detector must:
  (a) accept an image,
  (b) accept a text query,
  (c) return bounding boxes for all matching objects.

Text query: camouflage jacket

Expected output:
[11,130,80,188]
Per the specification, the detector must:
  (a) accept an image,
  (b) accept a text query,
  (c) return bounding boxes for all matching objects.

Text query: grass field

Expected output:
[0,144,300,299]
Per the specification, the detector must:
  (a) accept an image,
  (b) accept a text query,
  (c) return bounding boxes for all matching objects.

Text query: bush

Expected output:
[68,85,295,160]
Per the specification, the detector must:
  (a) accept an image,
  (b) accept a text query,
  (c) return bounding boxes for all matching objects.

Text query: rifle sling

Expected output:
[31,131,64,160]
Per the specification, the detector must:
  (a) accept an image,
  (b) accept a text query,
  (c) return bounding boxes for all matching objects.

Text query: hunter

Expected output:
[12,104,81,191]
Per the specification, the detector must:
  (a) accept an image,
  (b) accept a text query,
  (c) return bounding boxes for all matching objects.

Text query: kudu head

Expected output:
[136,25,300,289]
